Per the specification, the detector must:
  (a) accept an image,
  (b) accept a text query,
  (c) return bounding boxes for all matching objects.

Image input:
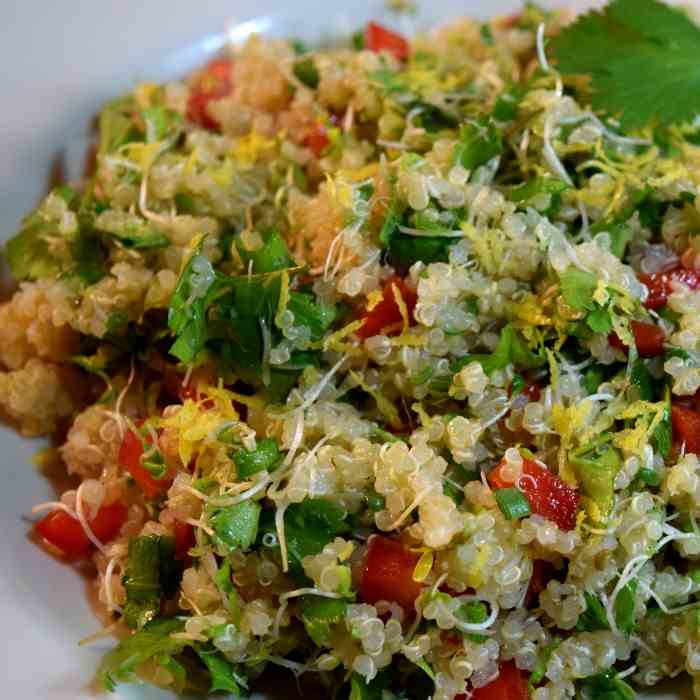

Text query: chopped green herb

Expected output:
[233,438,283,478]
[293,57,320,88]
[494,487,531,520]
[196,649,247,696]
[210,500,261,552]
[99,618,186,691]
[301,595,347,646]
[552,0,700,130]
[454,117,503,171]
[576,591,609,632]
[577,670,636,700]
[560,267,598,311]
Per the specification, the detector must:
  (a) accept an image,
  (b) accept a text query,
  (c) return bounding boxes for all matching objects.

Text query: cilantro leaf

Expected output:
[287,291,337,341]
[483,324,545,374]
[141,106,182,145]
[630,358,654,401]
[167,245,226,363]
[387,234,452,270]
[575,582,637,635]
[293,57,320,88]
[196,649,247,696]
[236,230,295,274]
[529,638,561,690]
[447,324,544,385]
[210,500,261,552]
[284,498,350,568]
[455,601,489,643]
[349,671,391,700]
[96,215,169,250]
[99,618,186,691]
[301,595,347,646]
[577,670,636,700]
[508,177,568,203]
[615,580,638,634]
[576,591,609,632]
[492,84,526,122]
[234,438,283,478]
[552,0,700,130]
[560,267,597,311]
[5,188,74,281]
[453,117,503,171]
[98,97,139,156]
[586,306,613,334]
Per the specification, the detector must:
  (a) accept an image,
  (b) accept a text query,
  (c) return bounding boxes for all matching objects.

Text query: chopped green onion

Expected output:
[494,487,531,520]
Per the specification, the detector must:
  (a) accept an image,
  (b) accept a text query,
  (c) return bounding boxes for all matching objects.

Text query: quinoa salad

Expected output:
[8,1,700,698]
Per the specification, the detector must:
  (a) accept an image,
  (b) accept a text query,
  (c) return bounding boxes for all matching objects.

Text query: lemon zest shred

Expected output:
[336,162,380,182]
[366,289,384,312]
[183,147,199,176]
[411,401,433,430]
[413,551,434,583]
[231,130,277,168]
[318,319,364,351]
[391,282,410,334]
[390,334,427,347]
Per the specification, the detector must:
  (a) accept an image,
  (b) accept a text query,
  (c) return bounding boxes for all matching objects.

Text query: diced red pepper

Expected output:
[488,457,579,531]
[508,378,541,403]
[630,321,665,356]
[186,57,233,130]
[360,535,422,613]
[524,559,552,607]
[671,404,700,455]
[35,501,128,559]
[365,21,410,61]
[609,320,665,358]
[469,662,529,700]
[692,388,700,414]
[640,266,700,309]
[303,122,330,158]
[174,521,196,561]
[357,276,418,340]
[119,429,171,500]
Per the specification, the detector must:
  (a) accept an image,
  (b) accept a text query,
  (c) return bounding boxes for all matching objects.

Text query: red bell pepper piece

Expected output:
[365,21,410,61]
[692,388,700,414]
[360,535,422,613]
[304,122,330,158]
[174,521,196,561]
[508,378,541,403]
[609,320,665,358]
[119,429,171,500]
[35,501,127,559]
[469,662,529,700]
[672,404,700,455]
[187,57,233,130]
[640,266,700,309]
[357,276,417,340]
[488,457,579,531]
[524,559,553,607]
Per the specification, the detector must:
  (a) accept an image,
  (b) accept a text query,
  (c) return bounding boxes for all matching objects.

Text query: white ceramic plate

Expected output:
[0,1,691,698]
